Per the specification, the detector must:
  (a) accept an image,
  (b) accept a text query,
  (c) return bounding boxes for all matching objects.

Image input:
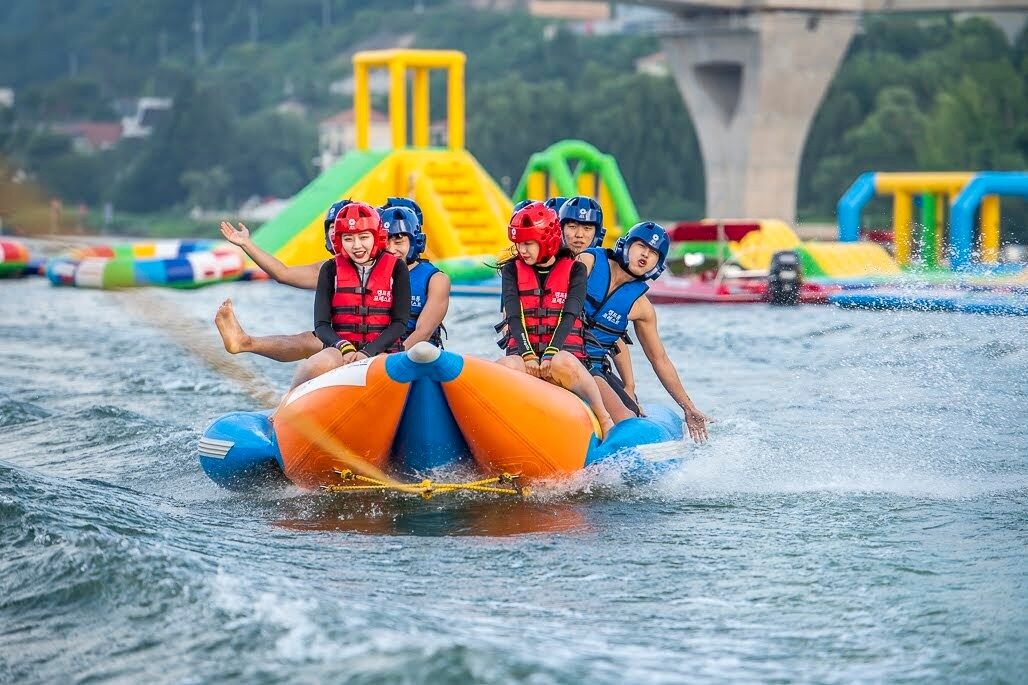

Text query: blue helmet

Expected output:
[512,199,538,216]
[613,221,669,280]
[543,196,568,214]
[379,205,426,263]
[324,199,352,253]
[558,196,605,247]
[381,197,424,227]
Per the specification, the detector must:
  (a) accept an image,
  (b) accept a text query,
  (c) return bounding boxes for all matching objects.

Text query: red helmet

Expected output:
[507,202,561,262]
[331,202,386,258]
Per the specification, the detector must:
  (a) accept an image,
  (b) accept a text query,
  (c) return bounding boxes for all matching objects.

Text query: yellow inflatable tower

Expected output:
[252,50,512,266]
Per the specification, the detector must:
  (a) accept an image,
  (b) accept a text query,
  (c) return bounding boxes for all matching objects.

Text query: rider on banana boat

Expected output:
[283,201,411,392]
[577,221,712,443]
[495,201,616,436]
[215,197,448,360]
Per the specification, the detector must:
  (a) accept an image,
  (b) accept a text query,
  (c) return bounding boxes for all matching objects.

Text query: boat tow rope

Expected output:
[322,469,530,500]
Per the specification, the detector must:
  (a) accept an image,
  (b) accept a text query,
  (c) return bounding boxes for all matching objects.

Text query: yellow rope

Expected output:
[323,470,530,500]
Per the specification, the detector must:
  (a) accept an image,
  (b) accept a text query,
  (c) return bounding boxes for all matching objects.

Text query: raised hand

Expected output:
[219,221,251,246]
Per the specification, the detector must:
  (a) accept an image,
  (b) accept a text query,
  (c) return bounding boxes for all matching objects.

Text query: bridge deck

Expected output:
[634,0,1028,12]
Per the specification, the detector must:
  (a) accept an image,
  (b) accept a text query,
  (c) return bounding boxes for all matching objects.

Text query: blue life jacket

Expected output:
[582,247,648,370]
[406,260,444,348]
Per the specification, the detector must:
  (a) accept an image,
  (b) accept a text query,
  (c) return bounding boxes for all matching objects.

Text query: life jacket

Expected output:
[582,247,649,371]
[406,260,444,348]
[331,252,401,350]
[505,257,585,360]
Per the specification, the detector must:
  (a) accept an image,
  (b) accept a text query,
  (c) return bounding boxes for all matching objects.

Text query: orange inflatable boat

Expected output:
[199,343,684,489]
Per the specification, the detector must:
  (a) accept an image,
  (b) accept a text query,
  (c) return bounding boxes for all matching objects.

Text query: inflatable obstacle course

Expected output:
[668,219,900,279]
[251,50,513,267]
[512,139,640,246]
[838,171,1028,271]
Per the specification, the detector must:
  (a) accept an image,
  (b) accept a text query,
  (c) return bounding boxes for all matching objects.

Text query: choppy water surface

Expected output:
[1,277,1025,684]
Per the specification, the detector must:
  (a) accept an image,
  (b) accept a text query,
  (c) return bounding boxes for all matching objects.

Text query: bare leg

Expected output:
[216,299,322,362]
[287,348,345,391]
[592,375,638,424]
[497,355,527,372]
[548,352,616,437]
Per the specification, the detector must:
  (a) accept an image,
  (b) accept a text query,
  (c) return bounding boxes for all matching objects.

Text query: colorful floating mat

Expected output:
[0,239,30,278]
[46,240,245,289]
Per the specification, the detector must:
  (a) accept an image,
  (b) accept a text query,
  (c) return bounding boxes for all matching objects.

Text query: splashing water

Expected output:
[1,277,1025,683]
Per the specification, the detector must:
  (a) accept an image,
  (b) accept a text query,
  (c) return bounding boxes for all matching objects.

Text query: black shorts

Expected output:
[590,366,641,416]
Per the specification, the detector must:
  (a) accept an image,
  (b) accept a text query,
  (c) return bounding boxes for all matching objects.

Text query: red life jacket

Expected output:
[507,257,586,360]
[331,252,402,351]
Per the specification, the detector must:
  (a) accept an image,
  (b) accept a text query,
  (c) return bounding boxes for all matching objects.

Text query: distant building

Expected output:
[236,195,292,223]
[635,51,669,78]
[275,99,308,118]
[0,88,13,108]
[318,108,390,168]
[329,70,391,98]
[528,1,610,21]
[471,0,523,9]
[429,120,448,147]
[52,122,123,153]
[121,97,173,138]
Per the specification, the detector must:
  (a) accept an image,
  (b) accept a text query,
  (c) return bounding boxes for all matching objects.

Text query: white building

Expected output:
[318,108,391,168]
[635,51,669,78]
[121,97,173,138]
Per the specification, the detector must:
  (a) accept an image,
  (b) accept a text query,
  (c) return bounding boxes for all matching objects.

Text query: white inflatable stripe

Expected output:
[284,357,373,407]
[53,261,77,281]
[198,437,234,459]
[215,251,244,277]
[153,241,181,259]
[187,252,221,282]
[74,257,109,288]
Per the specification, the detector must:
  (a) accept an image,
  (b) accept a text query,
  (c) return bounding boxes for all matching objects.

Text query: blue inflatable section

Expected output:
[950,172,1028,271]
[837,172,876,243]
[198,411,284,489]
[393,379,474,472]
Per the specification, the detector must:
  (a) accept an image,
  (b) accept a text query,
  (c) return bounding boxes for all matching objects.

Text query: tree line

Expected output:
[0,2,1024,240]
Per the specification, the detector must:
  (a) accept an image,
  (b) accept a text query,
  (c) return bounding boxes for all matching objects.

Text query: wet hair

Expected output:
[495,245,574,270]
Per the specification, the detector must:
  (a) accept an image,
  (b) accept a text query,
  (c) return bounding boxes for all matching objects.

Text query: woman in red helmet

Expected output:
[497,202,615,436]
[282,202,411,392]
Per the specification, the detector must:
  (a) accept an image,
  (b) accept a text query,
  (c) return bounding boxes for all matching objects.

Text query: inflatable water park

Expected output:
[10,50,1026,313]
[3,49,1027,494]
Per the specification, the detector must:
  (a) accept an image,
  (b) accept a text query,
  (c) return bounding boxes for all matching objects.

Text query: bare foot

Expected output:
[214,298,251,354]
[600,417,616,439]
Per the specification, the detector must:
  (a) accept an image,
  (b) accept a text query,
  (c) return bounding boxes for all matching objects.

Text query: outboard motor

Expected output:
[767,250,802,306]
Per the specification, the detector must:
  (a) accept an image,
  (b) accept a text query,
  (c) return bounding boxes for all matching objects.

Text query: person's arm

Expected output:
[576,250,596,274]
[403,271,451,350]
[542,261,587,360]
[500,261,534,358]
[360,259,412,357]
[612,338,636,398]
[219,221,322,289]
[313,261,347,351]
[631,295,711,443]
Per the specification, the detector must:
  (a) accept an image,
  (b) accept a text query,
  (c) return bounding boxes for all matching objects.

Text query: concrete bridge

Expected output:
[623,0,1028,222]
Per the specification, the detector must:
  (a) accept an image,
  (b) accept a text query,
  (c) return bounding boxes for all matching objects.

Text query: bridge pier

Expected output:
[662,11,859,222]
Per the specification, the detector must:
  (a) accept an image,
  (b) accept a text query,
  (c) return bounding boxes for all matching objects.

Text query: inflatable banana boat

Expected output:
[199,342,684,490]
